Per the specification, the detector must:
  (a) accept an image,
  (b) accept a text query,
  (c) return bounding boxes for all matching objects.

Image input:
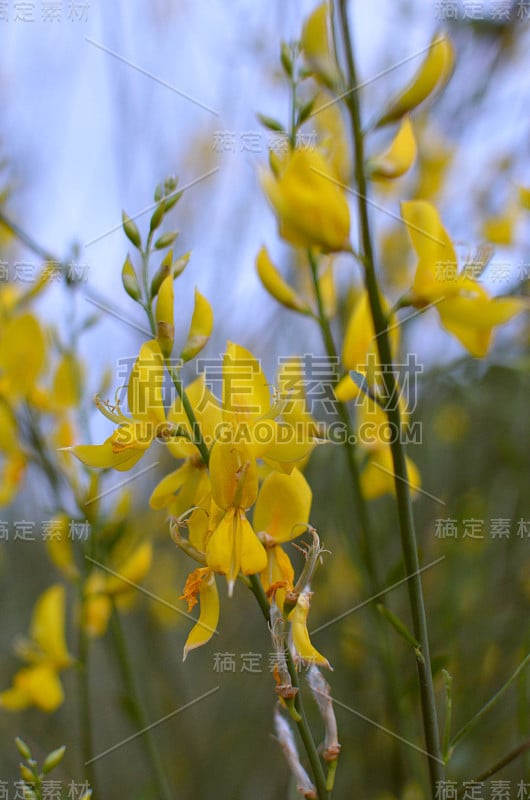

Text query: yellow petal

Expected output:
[183,570,220,660]
[222,342,271,425]
[341,289,399,385]
[83,572,112,638]
[277,358,320,435]
[127,339,166,424]
[300,2,339,86]
[367,116,417,180]
[400,200,457,299]
[180,288,214,362]
[30,584,72,669]
[149,462,194,510]
[238,511,268,577]
[0,313,46,398]
[45,515,79,581]
[0,452,26,506]
[334,373,361,403]
[260,148,351,253]
[288,591,331,669]
[256,246,310,313]
[12,665,64,712]
[437,295,527,358]
[318,256,337,318]
[71,437,145,472]
[360,446,421,500]
[206,509,267,593]
[51,354,82,409]
[168,374,222,459]
[261,421,317,466]
[312,92,351,184]
[0,684,31,711]
[260,545,295,611]
[517,184,530,210]
[209,441,258,510]
[106,542,152,595]
[482,215,513,246]
[253,469,312,544]
[156,275,175,357]
[377,34,454,127]
[0,401,18,452]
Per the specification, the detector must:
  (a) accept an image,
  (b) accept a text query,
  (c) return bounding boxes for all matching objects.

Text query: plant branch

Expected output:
[248,574,329,800]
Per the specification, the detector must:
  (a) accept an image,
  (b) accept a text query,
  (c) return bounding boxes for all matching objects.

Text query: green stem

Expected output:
[248,575,329,800]
[336,0,444,792]
[110,603,173,800]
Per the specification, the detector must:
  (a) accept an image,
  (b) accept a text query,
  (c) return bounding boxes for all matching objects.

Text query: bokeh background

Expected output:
[0,1,529,797]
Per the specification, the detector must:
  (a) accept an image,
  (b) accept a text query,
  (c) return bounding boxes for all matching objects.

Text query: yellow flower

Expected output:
[82,542,153,637]
[401,200,527,357]
[180,567,220,660]
[356,394,420,501]
[0,312,47,400]
[260,149,351,253]
[300,2,339,87]
[71,339,166,471]
[220,342,315,468]
[335,289,400,403]
[0,585,72,712]
[0,400,26,506]
[206,441,267,595]
[254,469,312,609]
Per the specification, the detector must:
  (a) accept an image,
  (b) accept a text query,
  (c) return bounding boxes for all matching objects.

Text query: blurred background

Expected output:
[0,0,529,797]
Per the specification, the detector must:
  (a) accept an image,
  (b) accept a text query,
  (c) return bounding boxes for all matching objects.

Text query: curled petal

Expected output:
[182,570,220,660]
[181,288,214,362]
[288,591,331,669]
[367,116,417,180]
[256,246,310,313]
[377,34,454,127]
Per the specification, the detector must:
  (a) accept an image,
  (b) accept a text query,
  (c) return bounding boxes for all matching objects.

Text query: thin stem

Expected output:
[248,575,329,800]
[110,603,173,800]
[473,738,530,783]
[336,0,444,792]
[450,653,530,752]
